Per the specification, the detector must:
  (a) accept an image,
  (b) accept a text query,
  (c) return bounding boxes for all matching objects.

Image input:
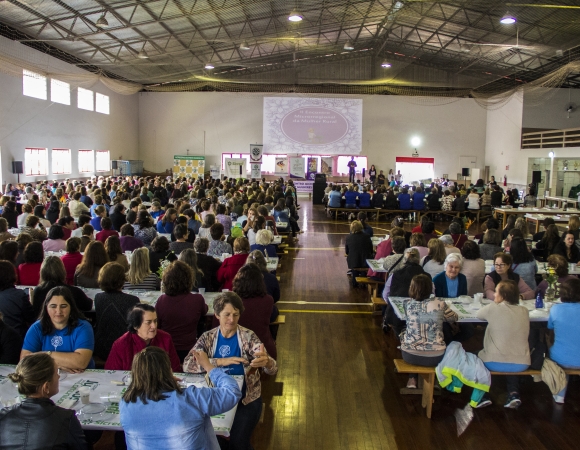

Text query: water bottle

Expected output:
[535,291,544,309]
[263,249,270,263]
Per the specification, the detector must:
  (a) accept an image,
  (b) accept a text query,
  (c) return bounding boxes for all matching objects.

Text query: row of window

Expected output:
[24,148,110,176]
[221,154,368,175]
[23,70,110,114]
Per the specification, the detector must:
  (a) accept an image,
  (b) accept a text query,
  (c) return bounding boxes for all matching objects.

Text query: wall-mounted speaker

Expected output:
[12,161,23,174]
[111,160,118,170]
[532,171,542,183]
[461,168,470,176]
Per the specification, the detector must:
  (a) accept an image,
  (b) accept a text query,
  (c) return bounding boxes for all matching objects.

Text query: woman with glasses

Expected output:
[484,252,535,301]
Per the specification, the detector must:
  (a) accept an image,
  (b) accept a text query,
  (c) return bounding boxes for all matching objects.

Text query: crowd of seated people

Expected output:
[324,178,531,223]
[0,175,296,448]
[347,207,580,407]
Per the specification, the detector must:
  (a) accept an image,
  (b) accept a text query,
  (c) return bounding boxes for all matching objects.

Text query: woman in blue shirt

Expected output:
[328,187,342,208]
[157,208,178,234]
[549,278,580,404]
[21,286,94,372]
[412,187,426,211]
[344,186,357,208]
[121,346,241,450]
[398,188,411,210]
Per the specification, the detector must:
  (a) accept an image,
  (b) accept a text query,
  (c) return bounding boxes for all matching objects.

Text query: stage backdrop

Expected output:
[173,155,205,178]
[263,97,362,155]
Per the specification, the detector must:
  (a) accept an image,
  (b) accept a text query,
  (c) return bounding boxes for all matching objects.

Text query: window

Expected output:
[23,69,47,100]
[96,93,110,114]
[25,148,48,176]
[51,79,70,105]
[78,150,95,173]
[96,150,110,172]
[78,87,94,111]
[221,153,250,172]
[336,156,367,175]
[52,148,71,174]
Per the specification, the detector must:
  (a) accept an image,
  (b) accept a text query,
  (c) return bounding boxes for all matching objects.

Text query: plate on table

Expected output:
[458,295,472,304]
[77,403,105,416]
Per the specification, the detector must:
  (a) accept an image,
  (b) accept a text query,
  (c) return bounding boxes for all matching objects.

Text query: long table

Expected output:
[537,196,580,209]
[524,213,571,233]
[483,260,580,275]
[493,207,579,228]
[388,296,552,323]
[0,365,242,434]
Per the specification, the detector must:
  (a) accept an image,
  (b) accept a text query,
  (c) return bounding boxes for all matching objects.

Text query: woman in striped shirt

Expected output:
[123,247,161,291]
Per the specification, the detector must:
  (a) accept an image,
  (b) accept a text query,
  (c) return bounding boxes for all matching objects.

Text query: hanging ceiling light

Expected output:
[137,49,148,59]
[95,12,109,28]
[204,62,215,70]
[500,13,516,24]
[381,60,392,68]
[288,10,303,22]
[344,41,354,51]
[239,42,251,51]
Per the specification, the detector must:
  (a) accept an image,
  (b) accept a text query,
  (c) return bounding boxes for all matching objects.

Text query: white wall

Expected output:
[484,91,526,185]
[0,36,139,186]
[138,92,488,178]
[523,88,580,130]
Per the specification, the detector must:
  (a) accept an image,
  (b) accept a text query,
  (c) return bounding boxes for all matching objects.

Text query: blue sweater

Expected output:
[120,369,241,450]
[433,272,468,298]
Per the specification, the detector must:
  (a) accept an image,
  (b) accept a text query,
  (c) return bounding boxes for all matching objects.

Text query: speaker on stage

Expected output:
[12,161,23,174]
[461,168,470,177]
[111,160,118,170]
[314,173,326,183]
[313,183,326,205]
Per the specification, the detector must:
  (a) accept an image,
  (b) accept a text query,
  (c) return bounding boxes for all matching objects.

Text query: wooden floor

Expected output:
[97,200,580,450]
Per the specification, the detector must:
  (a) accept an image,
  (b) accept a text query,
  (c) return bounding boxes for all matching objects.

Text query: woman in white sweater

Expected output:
[460,241,485,296]
[420,238,446,279]
[475,280,530,409]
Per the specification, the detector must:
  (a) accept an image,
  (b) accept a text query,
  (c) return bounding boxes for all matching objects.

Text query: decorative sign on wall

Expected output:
[224,158,246,178]
[173,155,205,178]
[249,144,263,163]
[289,157,305,178]
[321,157,333,175]
[251,163,261,179]
[275,157,288,175]
[306,157,317,180]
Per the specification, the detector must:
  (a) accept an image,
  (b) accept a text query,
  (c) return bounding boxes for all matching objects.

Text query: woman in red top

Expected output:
[95,217,119,243]
[105,303,181,372]
[155,261,208,362]
[60,237,83,285]
[217,237,250,290]
[17,241,43,286]
[232,264,277,359]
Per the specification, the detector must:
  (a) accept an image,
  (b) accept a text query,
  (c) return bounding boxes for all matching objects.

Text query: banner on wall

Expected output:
[251,164,261,179]
[210,165,220,180]
[263,97,363,155]
[173,155,205,178]
[306,157,317,181]
[321,157,333,175]
[275,157,288,175]
[289,157,305,178]
[224,158,246,178]
[249,145,263,163]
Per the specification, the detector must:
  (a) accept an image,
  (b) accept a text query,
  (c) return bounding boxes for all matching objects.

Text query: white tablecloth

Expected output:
[388,296,552,323]
[0,365,242,434]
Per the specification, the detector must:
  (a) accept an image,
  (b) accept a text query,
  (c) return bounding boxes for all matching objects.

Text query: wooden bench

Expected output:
[270,315,286,326]
[355,276,385,312]
[327,207,382,220]
[393,359,580,418]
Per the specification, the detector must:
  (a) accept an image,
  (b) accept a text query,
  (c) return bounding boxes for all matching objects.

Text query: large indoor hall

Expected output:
[3,1,580,449]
